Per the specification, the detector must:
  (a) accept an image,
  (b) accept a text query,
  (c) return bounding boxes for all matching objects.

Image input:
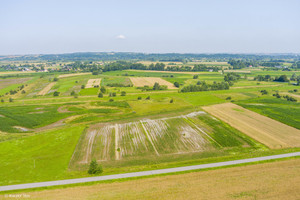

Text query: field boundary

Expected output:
[0,152,299,192]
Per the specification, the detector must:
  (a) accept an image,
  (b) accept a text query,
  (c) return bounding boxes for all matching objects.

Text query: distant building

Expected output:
[249,65,253,68]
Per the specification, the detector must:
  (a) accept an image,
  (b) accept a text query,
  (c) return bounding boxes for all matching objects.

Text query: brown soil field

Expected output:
[130,77,177,89]
[15,158,300,200]
[202,103,300,149]
[37,82,56,96]
[58,72,92,78]
[85,78,101,88]
[0,78,30,89]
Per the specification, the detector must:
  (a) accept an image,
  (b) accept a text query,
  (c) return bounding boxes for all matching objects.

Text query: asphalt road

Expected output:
[0,152,299,192]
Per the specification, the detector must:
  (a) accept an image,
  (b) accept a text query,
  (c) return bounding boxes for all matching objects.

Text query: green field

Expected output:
[238,97,300,129]
[0,63,300,187]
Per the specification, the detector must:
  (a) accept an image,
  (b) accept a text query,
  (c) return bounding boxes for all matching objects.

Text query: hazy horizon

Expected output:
[1,0,300,55]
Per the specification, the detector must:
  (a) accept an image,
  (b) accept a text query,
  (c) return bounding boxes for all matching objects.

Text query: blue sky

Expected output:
[0,0,299,54]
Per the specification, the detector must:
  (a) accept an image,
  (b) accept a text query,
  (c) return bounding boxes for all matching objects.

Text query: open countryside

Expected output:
[1,0,300,199]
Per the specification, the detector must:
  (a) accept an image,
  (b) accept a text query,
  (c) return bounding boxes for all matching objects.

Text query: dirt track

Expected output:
[37,82,56,96]
[202,103,300,149]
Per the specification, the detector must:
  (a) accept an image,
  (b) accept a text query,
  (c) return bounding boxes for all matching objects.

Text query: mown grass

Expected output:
[79,88,99,95]
[0,125,85,186]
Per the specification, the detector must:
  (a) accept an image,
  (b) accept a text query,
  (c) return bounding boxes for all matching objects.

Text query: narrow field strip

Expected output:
[140,121,160,156]
[85,131,97,163]
[202,103,300,149]
[1,152,299,192]
[37,82,56,96]
[58,73,92,78]
[115,124,120,160]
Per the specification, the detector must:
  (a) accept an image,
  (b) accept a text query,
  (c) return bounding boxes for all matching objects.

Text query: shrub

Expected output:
[109,99,114,102]
[226,96,231,100]
[274,75,289,82]
[9,98,13,102]
[53,77,59,82]
[70,91,76,96]
[146,96,150,100]
[100,86,106,93]
[170,99,174,103]
[121,91,126,96]
[81,85,85,89]
[98,93,103,98]
[193,75,198,79]
[53,91,60,96]
[174,82,180,88]
[88,159,103,175]
[1,99,4,103]
[137,96,142,100]
[260,90,268,95]
[273,93,281,98]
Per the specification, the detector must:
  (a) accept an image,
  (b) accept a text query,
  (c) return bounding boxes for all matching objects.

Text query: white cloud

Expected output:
[116,34,126,39]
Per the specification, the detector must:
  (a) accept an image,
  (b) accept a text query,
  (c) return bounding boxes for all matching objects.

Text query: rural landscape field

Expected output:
[1,0,300,199]
[0,53,300,195]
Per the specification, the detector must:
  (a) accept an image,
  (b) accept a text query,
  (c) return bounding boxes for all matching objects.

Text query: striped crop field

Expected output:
[71,111,254,166]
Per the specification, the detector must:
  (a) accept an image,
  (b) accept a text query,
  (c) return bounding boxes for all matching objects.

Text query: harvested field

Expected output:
[202,103,300,149]
[58,72,92,78]
[71,111,214,165]
[37,82,56,96]
[130,77,177,89]
[85,78,101,88]
[22,158,300,200]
